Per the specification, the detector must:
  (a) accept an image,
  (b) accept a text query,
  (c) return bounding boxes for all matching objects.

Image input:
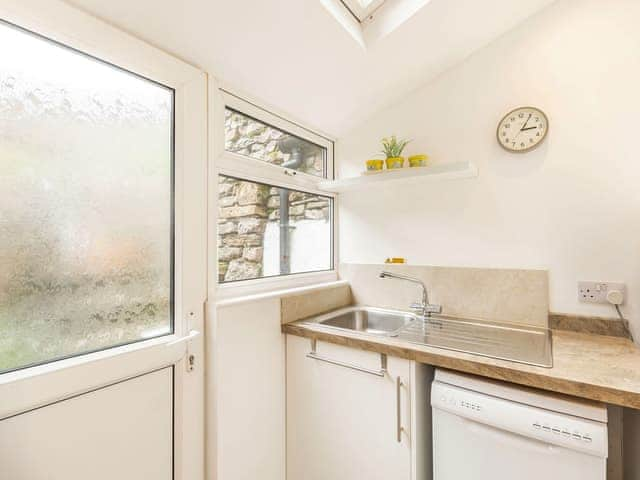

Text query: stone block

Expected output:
[222,234,263,247]
[305,200,328,209]
[219,204,267,219]
[267,195,280,208]
[225,259,262,281]
[218,246,242,261]
[290,204,304,216]
[218,195,236,207]
[238,218,267,235]
[289,191,305,202]
[237,182,269,206]
[243,247,264,262]
[244,122,266,137]
[218,222,237,235]
[219,182,235,196]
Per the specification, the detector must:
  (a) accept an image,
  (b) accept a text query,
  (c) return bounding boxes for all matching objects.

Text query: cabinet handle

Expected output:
[396,376,404,443]
[306,339,387,377]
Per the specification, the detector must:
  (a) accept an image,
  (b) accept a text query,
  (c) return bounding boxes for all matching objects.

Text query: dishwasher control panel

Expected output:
[431,381,608,457]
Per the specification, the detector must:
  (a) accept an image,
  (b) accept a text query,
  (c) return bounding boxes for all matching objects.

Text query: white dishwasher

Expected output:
[431,369,608,480]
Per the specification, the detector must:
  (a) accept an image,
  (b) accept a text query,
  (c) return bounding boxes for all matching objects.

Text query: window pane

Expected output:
[0,22,173,373]
[218,176,332,282]
[224,108,326,178]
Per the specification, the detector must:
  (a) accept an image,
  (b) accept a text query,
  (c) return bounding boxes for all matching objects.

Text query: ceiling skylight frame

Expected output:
[340,0,387,23]
[322,0,433,50]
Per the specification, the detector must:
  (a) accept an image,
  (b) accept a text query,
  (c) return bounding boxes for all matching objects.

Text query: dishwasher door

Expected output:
[433,410,606,480]
[431,381,607,480]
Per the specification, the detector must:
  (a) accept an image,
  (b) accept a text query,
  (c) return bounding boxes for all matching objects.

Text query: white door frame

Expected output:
[0,2,207,479]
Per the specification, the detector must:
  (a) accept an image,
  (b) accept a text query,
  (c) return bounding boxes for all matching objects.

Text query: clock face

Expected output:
[497,107,548,153]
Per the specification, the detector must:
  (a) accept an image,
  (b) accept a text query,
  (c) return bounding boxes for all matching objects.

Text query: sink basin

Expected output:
[301,306,553,368]
[313,306,415,336]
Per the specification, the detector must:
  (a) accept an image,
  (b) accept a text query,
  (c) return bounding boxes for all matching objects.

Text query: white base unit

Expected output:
[431,369,608,480]
[286,334,432,480]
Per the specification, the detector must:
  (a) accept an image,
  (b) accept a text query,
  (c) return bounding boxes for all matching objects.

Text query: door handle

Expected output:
[166,329,200,347]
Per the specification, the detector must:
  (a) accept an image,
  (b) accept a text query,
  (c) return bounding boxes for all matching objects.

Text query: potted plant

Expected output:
[365,158,384,172]
[381,135,410,169]
[408,154,429,167]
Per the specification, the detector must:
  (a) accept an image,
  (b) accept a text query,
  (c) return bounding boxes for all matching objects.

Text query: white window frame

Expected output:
[0,2,207,479]
[210,85,338,299]
[341,0,386,22]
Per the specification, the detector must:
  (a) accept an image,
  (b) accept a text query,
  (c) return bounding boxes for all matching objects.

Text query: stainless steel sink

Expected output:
[301,306,553,368]
[397,313,553,368]
[313,306,415,336]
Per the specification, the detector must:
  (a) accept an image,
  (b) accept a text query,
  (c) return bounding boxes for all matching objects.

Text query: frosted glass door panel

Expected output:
[0,22,174,373]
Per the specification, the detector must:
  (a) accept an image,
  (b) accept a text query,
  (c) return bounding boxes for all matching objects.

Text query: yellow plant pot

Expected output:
[385,257,406,264]
[408,154,429,167]
[385,157,404,169]
[365,159,384,172]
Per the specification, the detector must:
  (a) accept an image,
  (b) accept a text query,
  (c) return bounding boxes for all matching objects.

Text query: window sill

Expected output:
[215,271,342,306]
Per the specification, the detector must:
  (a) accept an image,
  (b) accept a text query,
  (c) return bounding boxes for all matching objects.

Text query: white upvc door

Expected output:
[0,1,207,479]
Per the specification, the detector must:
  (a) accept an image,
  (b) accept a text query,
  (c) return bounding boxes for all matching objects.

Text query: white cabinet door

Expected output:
[286,335,412,480]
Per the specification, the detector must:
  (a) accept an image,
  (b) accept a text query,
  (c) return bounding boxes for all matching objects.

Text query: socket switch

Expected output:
[578,281,625,305]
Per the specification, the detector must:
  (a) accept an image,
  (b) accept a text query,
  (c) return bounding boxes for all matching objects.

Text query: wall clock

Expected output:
[497,106,548,153]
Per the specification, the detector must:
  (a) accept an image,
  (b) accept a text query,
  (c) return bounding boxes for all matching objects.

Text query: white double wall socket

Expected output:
[578,281,626,305]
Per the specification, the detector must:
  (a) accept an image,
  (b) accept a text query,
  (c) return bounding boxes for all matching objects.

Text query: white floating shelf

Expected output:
[318,161,478,193]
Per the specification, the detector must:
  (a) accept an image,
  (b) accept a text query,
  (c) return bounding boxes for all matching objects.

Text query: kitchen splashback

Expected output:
[339,263,549,327]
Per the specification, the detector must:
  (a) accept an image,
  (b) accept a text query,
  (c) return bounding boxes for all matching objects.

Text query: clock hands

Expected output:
[520,113,532,131]
[521,126,537,131]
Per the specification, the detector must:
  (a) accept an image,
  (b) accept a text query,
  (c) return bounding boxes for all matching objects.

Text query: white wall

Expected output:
[337,0,640,337]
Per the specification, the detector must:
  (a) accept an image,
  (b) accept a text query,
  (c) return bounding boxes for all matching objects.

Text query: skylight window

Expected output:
[322,0,432,49]
[340,0,386,22]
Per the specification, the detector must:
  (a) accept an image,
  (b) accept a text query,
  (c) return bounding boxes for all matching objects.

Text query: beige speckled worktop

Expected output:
[283,321,640,409]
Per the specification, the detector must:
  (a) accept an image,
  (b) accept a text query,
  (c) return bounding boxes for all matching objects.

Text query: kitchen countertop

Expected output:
[283,320,640,409]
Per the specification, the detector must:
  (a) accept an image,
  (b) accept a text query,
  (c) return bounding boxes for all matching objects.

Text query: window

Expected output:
[323,0,427,48]
[0,21,174,373]
[217,92,335,284]
[218,176,332,282]
[225,108,326,178]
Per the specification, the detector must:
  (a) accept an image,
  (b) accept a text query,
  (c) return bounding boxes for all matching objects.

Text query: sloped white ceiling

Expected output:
[64,0,556,136]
